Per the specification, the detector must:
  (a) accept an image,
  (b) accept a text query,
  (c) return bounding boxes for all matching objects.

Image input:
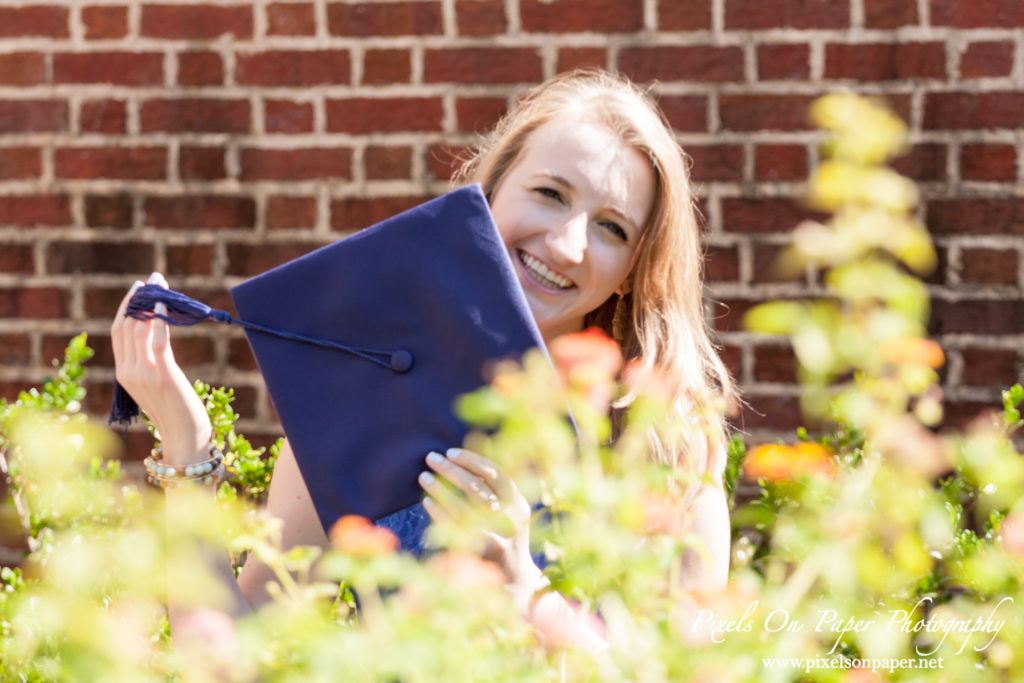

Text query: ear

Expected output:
[615,278,632,297]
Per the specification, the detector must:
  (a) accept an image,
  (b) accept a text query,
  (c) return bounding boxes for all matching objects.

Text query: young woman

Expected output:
[111,69,735,650]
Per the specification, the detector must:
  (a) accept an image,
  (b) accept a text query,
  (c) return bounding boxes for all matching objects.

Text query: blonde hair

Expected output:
[456,69,736,493]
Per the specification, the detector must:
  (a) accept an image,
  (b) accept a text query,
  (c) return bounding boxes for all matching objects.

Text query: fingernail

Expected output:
[422,496,434,508]
[147,272,160,284]
[419,471,435,485]
[155,302,167,316]
[426,451,444,465]
[446,448,461,460]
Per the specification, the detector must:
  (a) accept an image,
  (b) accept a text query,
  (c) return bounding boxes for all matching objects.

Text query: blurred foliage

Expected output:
[0,94,1021,681]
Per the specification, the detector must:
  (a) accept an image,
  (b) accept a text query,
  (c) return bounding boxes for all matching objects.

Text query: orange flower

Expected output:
[642,490,691,537]
[427,551,506,588]
[549,327,623,412]
[879,336,944,369]
[743,442,835,482]
[328,515,399,556]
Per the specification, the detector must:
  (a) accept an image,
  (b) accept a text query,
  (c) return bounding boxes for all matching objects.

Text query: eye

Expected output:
[600,221,628,243]
[534,187,564,204]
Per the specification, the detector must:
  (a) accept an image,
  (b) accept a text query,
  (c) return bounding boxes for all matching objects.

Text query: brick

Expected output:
[456,97,507,133]
[226,242,322,276]
[725,0,849,29]
[80,99,126,134]
[927,198,1024,235]
[141,99,250,133]
[659,0,711,30]
[825,42,945,81]
[366,146,412,180]
[267,2,315,35]
[687,145,744,182]
[141,4,252,39]
[178,51,223,87]
[751,243,798,282]
[236,50,350,86]
[720,95,815,131]
[960,248,1017,285]
[456,0,506,35]
[921,245,947,286]
[704,245,739,282]
[267,195,318,229]
[228,338,258,371]
[0,335,31,366]
[521,0,642,32]
[0,52,45,86]
[960,41,1015,78]
[961,347,1017,386]
[326,97,443,134]
[710,297,760,333]
[961,144,1017,182]
[739,394,805,431]
[753,343,798,383]
[424,48,542,84]
[328,2,442,35]
[0,288,70,318]
[619,46,744,83]
[85,195,133,229]
[931,0,1024,27]
[0,6,68,38]
[864,0,918,27]
[0,147,42,180]
[930,300,1024,335]
[53,52,163,86]
[239,148,351,181]
[891,143,946,182]
[924,92,1024,129]
[180,146,226,181]
[166,244,215,276]
[557,47,607,73]
[427,144,467,182]
[145,196,256,230]
[0,101,67,133]
[330,196,426,232]
[47,241,154,275]
[723,198,822,234]
[0,245,34,273]
[757,44,810,80]
[265,100,314,134]
[363,49,411,85]
[755,144,807,181]
[719,344,742,381]
[659,96,707,132]
[82,287,135,319]
[0,195,71,227]
[44,334,113,368]
[56,147,166,180]
[83,5,128,39]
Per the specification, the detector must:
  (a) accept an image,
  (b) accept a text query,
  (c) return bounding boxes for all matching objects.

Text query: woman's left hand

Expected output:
[419,448,547,607]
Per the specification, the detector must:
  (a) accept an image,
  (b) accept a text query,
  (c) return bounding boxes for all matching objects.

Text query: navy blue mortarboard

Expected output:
[112,184,546,530]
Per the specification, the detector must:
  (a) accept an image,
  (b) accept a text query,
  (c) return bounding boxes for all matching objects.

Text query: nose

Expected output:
[546,211,587,265]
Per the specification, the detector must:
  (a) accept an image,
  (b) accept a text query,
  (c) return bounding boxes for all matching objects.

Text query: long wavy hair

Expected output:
[456,69,736,494]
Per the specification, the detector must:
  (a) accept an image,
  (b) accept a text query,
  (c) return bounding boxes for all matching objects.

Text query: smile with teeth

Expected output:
[518,250,574,290]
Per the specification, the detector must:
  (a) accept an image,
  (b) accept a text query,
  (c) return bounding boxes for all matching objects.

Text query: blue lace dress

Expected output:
[374,501,432,556]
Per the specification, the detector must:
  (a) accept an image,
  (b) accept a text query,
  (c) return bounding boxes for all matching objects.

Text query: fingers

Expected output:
[425,451,500,509]
[147,272,169,352]
[111,280,143,367]
[418,470,473,519]
[446,448,517,504]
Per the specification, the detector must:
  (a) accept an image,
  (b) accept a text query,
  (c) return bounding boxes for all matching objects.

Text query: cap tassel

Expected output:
[109,284,413,426]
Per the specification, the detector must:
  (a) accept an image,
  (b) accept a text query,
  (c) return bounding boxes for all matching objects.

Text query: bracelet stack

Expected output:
[144,443,225,488]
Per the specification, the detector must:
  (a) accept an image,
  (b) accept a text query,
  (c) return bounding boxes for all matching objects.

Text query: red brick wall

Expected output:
[2,0,1022,456]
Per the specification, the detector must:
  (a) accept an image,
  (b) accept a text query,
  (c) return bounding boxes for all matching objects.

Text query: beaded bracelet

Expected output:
[144,443,225,488]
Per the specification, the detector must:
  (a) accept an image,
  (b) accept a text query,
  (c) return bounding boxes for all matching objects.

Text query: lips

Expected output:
[517,249,575,290]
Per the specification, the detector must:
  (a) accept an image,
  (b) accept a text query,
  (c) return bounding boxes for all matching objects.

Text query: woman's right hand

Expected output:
[111,272,212,466]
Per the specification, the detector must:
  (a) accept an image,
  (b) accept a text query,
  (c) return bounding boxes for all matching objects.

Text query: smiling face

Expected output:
[489,117,656,343]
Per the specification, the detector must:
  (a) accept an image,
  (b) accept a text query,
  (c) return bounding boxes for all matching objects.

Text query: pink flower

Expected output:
[879,336,944,369]
[427,551,506,588]
[529,592,608,654]
[743,442,835,482]
[549,328,623,412]
[1000,513,1024,555]
[642,490,691,537]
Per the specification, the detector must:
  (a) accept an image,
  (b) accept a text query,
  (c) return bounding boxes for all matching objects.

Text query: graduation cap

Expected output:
[112,184,547,531]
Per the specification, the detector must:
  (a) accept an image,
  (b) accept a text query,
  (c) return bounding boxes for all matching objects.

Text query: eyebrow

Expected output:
[538,171,641,233]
